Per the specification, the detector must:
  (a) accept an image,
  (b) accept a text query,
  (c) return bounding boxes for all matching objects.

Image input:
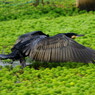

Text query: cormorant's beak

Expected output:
[76,35,84,37]
[71,35,84,39]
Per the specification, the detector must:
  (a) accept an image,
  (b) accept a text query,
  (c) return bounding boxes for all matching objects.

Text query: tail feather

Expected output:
[0,53,15,60]
[0,50,20,60]
[0,50,26,67]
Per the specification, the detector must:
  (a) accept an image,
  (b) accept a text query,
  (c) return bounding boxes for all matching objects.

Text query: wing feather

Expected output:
[25,34,95,63]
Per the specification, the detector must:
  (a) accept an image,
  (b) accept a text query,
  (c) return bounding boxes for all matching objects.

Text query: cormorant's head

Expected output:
[64,33,84,39]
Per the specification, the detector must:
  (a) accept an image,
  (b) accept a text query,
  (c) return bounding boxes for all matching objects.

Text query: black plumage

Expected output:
[0,31,95,67]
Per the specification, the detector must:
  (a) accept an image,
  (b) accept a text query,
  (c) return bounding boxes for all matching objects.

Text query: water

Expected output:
[0,60,32,67]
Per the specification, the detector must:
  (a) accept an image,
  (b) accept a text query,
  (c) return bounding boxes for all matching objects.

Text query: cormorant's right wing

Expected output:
[25,34,95,63]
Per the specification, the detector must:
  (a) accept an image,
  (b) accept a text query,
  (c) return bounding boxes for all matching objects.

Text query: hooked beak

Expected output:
[71,35,84,39]
[76,35,84,37]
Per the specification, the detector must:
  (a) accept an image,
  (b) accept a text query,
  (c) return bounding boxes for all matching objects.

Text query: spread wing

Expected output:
[16,31,48,44]
[23,34,95,63]
[11,31,49,51]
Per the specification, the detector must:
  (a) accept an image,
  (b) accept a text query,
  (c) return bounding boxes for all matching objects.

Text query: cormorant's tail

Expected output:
[0,50,26,67]
[0,54,14,60]
[0,50,19,60]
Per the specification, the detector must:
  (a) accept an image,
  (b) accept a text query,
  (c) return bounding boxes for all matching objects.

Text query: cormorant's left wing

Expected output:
[11,31,49,51]
[16,31,49,43]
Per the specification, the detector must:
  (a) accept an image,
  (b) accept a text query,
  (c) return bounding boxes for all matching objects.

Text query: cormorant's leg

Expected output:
[92,60,95,63]
[9,60,14,69]
[19,57,26,68]
[9,59,14,64]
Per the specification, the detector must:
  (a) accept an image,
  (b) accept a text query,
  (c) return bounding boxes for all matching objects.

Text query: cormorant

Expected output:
[0,31,95,67]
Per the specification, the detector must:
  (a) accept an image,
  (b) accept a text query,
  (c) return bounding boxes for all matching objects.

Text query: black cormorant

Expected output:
[0,31,95,67]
